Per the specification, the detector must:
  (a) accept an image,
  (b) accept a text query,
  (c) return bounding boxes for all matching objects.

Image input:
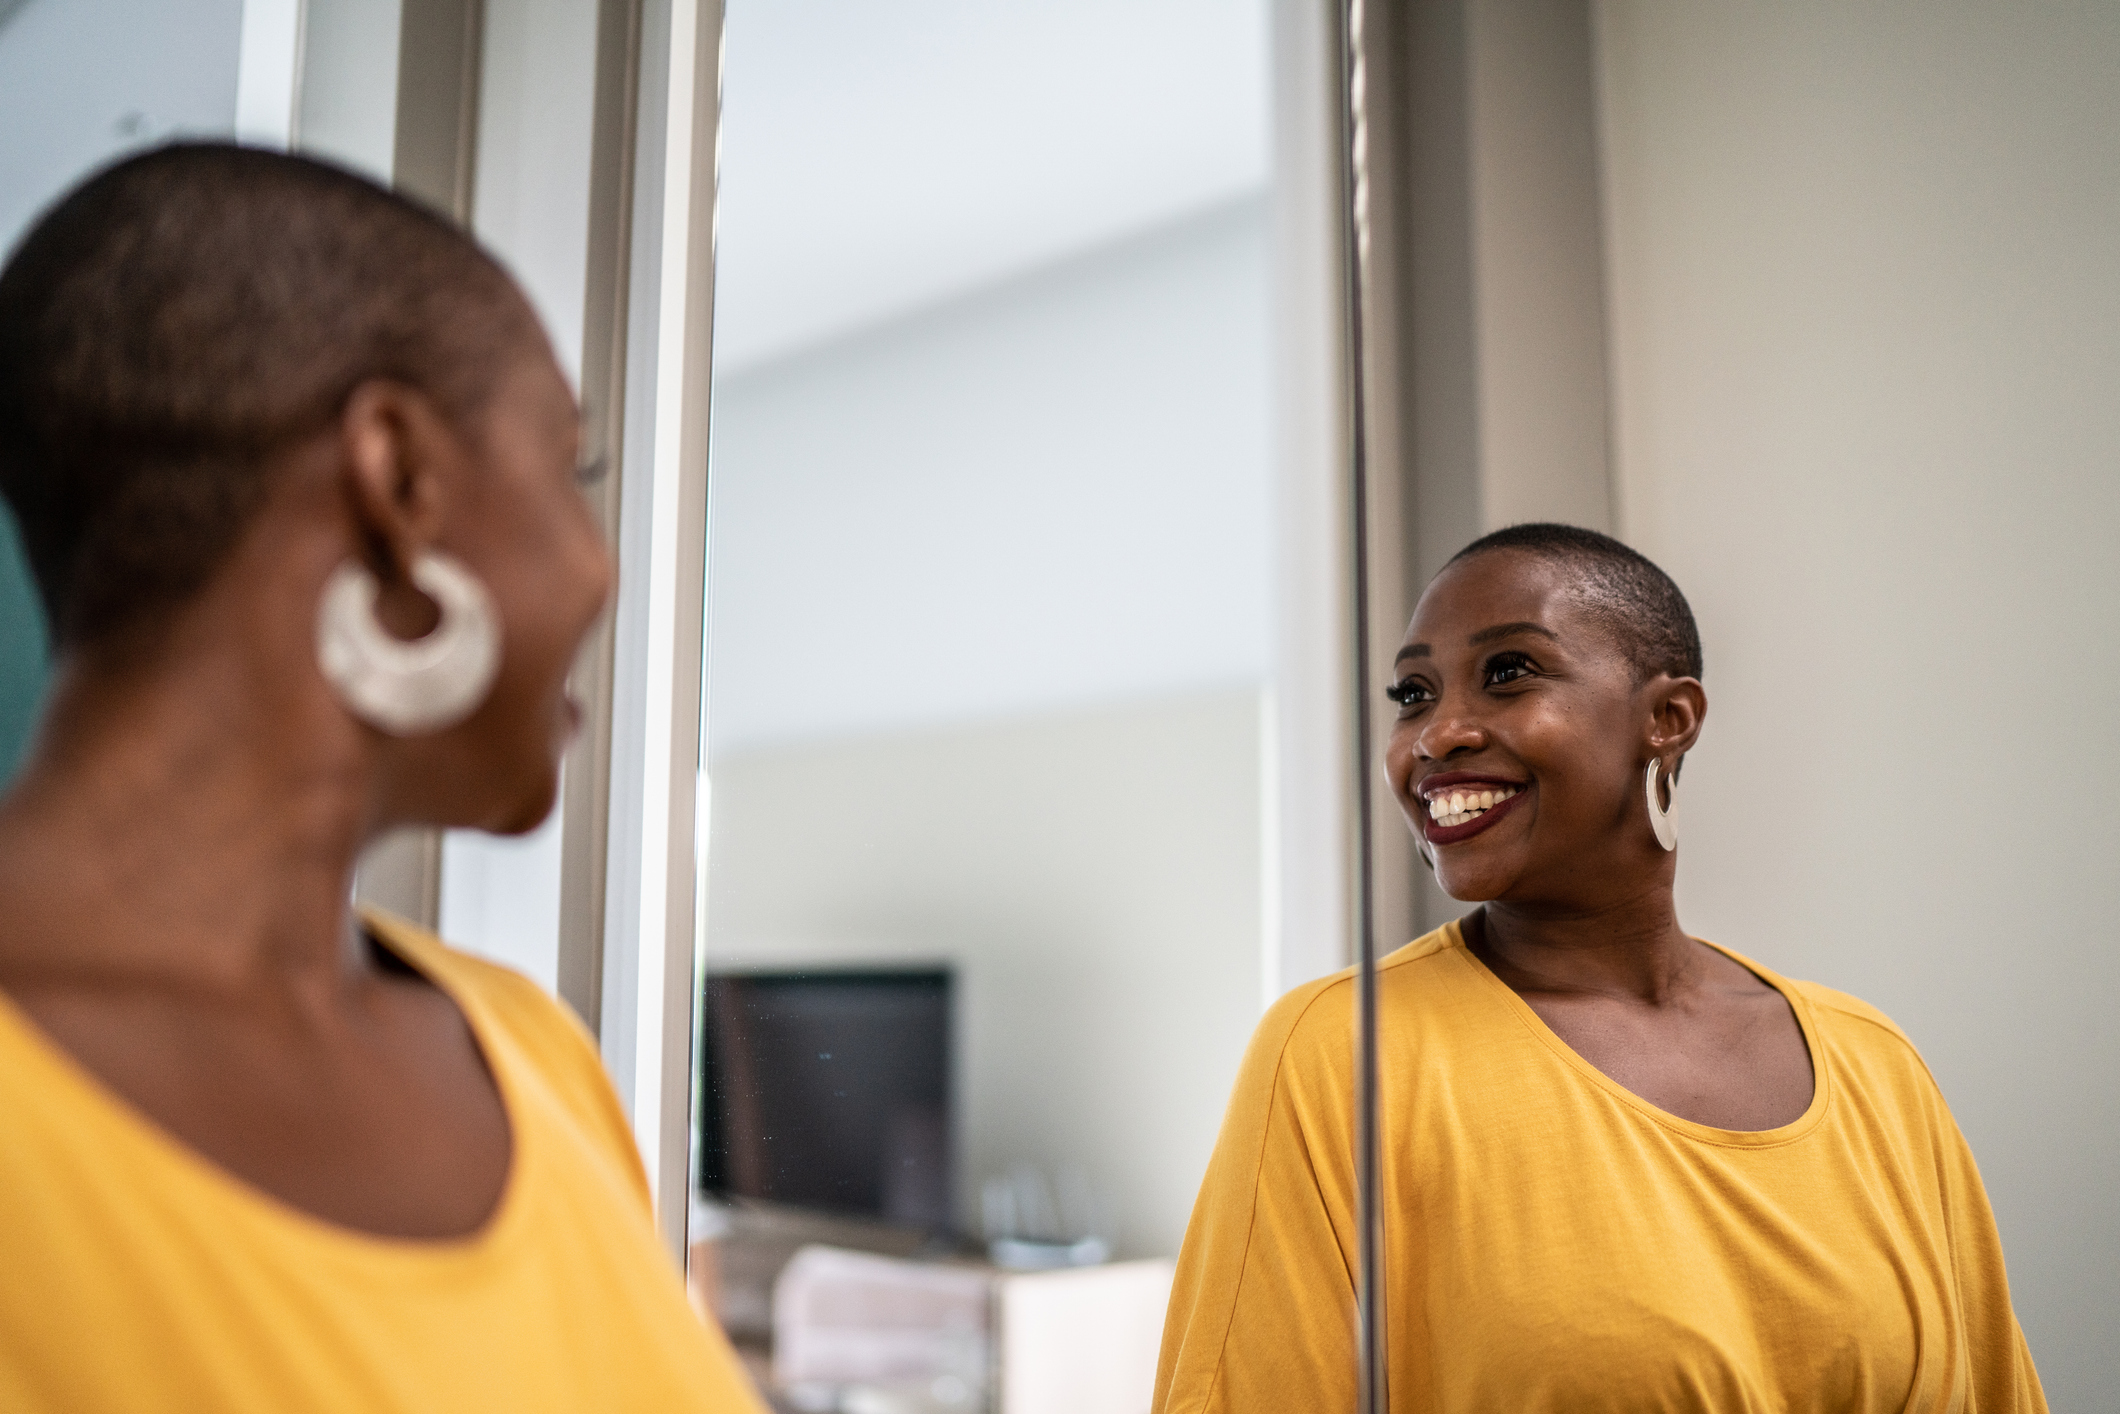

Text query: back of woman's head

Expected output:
[0,143,527,652]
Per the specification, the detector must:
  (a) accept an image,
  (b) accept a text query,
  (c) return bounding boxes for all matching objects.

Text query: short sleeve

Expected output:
[1154,977,1363,1414]
[1936,1115,2047,1413]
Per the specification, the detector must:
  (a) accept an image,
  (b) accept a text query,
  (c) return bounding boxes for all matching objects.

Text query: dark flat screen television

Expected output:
[696,968,953,1232]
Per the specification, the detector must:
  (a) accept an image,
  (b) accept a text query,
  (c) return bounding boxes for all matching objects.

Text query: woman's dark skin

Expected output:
[0,320,611,1239]
[1384,548,1814,1132]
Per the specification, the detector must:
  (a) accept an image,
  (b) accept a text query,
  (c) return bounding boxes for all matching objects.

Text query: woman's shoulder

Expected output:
[364,911,591,1049]
[1246,925,1477,1082]
[1788,975,1948,1094]
[360,910,647,1194]
[1705,941,1921,1055]
[1718,945,1953,1117]
[1786,976,1922,1052]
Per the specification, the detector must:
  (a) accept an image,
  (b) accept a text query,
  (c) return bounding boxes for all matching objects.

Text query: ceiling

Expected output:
[713,0,1270,372]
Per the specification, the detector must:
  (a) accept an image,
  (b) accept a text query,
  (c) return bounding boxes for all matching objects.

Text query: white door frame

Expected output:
[594,0,722,1264]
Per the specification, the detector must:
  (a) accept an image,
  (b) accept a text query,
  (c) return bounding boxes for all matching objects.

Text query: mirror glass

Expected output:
[691,1,1278,1408]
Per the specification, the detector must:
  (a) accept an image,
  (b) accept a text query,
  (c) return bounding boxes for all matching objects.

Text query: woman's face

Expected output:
[1382,549,1696,906]
[406,345,612,835]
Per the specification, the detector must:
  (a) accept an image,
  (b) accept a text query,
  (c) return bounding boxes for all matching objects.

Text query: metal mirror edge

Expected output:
[1336,0,1388,1408]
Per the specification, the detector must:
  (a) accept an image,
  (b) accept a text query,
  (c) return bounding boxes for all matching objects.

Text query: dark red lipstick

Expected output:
[1416,772,1531,848]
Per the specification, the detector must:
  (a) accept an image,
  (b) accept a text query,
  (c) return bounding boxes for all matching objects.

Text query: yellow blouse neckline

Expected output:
[0,912,536,1268]
[1437,916,1834,1148]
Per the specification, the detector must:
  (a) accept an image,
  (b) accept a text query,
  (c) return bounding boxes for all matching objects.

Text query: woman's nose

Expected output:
[1413,709,1487,762]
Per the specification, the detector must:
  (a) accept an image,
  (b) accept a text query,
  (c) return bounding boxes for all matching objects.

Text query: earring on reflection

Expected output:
[1644,758,1678,851]
[316,550,501,735]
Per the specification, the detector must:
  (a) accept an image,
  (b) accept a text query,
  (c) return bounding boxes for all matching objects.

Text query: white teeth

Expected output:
[1425,784,1519,829]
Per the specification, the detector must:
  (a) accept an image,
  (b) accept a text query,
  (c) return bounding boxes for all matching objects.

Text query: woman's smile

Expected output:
[1418,771,1530,845]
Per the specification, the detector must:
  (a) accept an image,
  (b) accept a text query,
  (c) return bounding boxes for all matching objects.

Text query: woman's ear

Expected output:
[335,380,464,639]
[337,379,457,583]
[1645,674,1707,769]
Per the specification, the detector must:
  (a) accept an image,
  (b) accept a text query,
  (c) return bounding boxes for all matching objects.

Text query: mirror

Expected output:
[690,2,1286,1410]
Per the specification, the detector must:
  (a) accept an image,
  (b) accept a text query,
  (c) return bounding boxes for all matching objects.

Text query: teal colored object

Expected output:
[0,503,49,785]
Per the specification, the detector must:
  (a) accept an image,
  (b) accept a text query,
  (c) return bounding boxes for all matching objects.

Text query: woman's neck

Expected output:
[0,633,375,990]
[1466,886,1703,1005]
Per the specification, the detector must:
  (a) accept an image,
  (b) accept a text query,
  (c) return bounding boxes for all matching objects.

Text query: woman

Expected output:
[0,147,762,1411]
[1155,524,2043,1412]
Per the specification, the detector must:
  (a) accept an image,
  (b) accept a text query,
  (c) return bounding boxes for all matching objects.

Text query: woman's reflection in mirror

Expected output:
[1156,524,2044,1413]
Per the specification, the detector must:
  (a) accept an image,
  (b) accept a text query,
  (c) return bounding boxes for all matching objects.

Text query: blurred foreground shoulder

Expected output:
[362,910,649,1200]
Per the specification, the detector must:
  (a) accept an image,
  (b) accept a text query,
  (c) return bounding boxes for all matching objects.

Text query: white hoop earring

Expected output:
[316,550,501,735]
[1644,758,1678,851]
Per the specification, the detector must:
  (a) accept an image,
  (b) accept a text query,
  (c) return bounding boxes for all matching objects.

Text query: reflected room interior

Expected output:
[687,3,1273,1409]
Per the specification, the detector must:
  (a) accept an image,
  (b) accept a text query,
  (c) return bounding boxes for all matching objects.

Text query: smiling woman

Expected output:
[1153,524,2046,1414]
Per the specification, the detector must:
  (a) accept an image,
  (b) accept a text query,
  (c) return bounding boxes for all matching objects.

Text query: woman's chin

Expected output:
[1431,858,1513,904]
[1436,881,1501,905]
[480,767,560,836]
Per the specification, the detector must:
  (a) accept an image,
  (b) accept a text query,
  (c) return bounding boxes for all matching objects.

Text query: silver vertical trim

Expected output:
[391,0,484,222]
[555,0,647,1037]
[1336,0,1387,1407]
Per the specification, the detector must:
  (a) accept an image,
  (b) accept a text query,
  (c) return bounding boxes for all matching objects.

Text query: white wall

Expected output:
[1596,4,2120,1403]
[706,198,1273,756]
[0,0,241,254]
[296,0,402,183]
[716,0,1268,371]
[704,689,1264,1260]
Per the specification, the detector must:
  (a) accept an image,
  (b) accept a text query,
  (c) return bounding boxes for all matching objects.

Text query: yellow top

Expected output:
[0,913,765,1414]
[1155,921,2045,1414]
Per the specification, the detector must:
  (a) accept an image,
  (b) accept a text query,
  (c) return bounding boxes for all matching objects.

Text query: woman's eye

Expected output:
[1384,678,1432,707]
[1484,653,1535,687]
[574,454,609,487]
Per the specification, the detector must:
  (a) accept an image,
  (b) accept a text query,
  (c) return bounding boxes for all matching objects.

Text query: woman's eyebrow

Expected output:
[1468,621,1559,646]
[1395,643,1431,664]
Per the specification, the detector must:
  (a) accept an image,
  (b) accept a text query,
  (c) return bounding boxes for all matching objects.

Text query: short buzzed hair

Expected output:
[1448,522,1703,681]
[0,142,530,649]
